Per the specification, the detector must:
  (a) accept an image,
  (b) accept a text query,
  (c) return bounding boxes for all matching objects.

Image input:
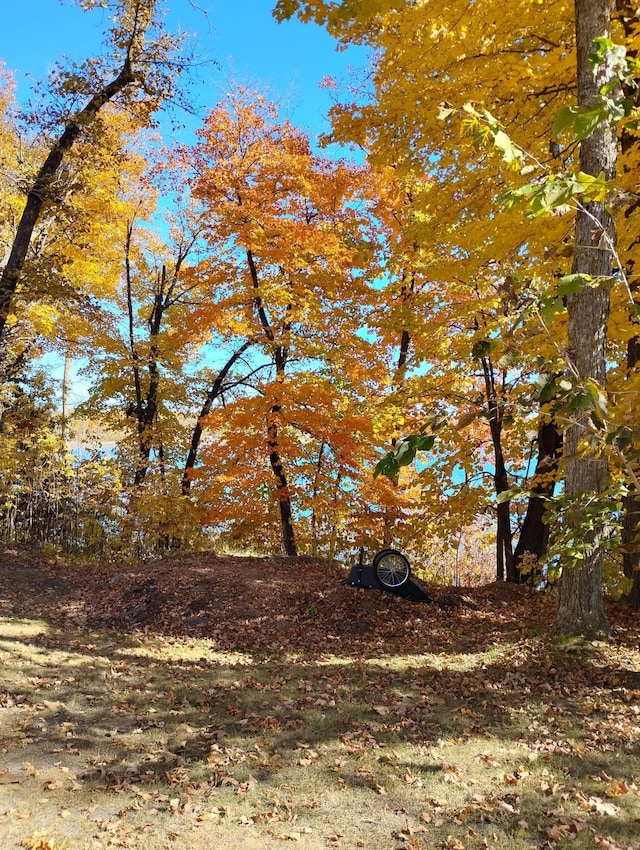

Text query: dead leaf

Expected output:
[20,832,56,850]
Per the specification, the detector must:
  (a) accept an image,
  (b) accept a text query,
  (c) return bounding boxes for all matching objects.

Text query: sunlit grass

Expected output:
[1,617,640,850]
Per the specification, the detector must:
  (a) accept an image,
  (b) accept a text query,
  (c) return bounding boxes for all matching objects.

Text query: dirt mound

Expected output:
[0,547,555,657]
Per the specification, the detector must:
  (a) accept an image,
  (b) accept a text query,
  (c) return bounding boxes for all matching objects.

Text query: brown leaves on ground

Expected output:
[0,547,554,659]
[3,546,640,850]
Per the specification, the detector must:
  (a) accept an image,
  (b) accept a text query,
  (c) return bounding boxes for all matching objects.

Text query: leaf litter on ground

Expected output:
[1,546,640,849]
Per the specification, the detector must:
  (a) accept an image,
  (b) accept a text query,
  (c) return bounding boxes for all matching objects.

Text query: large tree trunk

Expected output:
[514,419,563,582]
[555,0,616,634]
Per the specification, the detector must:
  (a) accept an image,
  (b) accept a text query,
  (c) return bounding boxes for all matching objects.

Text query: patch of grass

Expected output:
[1,615,640,849]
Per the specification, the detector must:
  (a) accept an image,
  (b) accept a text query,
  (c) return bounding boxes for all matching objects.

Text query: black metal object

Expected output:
[344,548,433,603]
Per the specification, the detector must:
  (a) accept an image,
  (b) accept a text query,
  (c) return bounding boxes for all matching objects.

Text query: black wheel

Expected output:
[373,549,411,589]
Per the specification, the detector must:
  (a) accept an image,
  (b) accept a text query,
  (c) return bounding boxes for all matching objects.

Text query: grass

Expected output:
[2,612,640,850]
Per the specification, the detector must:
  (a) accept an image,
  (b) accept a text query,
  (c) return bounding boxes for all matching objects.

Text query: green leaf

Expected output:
[373,454,400,480]
[539,376,558,403]
[600,79,620,96]
[567,389,593,413]
[589,37,615,68]
[373,433,437,479]
[496,487,522,504]
[575,170,609,202]
[552,106,576,136]
[557,273,591,297]
[606,425,633,451]
[395,439,416,467]
[472,339,495,360]
[414,434,436,452]
[574,104,607,140]
[539,297,565,324]
[544,179,574,207]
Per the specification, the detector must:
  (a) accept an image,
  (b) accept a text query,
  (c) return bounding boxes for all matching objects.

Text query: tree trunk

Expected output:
[268,415,298,557]
[622,338,640,605]
[182,340,254,494]
[514,419,563,581]
[0,59,138,343]
[481,356,514,581]
[132,268,165,486]
[246,248,298,557]
[555,0,616,634]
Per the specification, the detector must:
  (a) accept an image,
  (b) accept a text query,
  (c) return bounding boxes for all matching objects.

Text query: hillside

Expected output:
[1,547,553,658]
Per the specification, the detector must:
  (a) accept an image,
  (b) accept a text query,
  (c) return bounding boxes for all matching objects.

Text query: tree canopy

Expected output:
[2,0,640,632]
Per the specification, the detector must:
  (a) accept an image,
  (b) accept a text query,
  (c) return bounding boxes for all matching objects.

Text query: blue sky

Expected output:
[1,0,366,145]
[0,1,369,409]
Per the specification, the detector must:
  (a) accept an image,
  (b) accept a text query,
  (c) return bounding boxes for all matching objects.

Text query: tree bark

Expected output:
[182,340,253,494]
[246,248,298,556]
[555,0,616,634]
[0,59,138,343]
[514,420,563,581]
[268,413,298,557]
[481,356,514,581]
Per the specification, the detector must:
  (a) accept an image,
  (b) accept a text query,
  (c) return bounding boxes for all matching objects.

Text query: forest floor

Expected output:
[1,546,640,850]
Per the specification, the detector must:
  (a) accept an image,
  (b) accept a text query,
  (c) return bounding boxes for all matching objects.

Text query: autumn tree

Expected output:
[187,90,396,557]
[614,0,640,607]
[0,357,122,556]
[275,0,581,579]
[274,0,640,613]
[0,0,187,360]
[74,200,212,554]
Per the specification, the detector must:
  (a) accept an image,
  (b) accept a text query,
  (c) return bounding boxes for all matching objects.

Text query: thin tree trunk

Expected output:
[481,356,514,581]
[246,248,298,556]
[268,414,298,557]
[0,58,139,342]
[555,0,616,634]
[514,420,563,581]
[182,340,253,494]
[133,268,164,486]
